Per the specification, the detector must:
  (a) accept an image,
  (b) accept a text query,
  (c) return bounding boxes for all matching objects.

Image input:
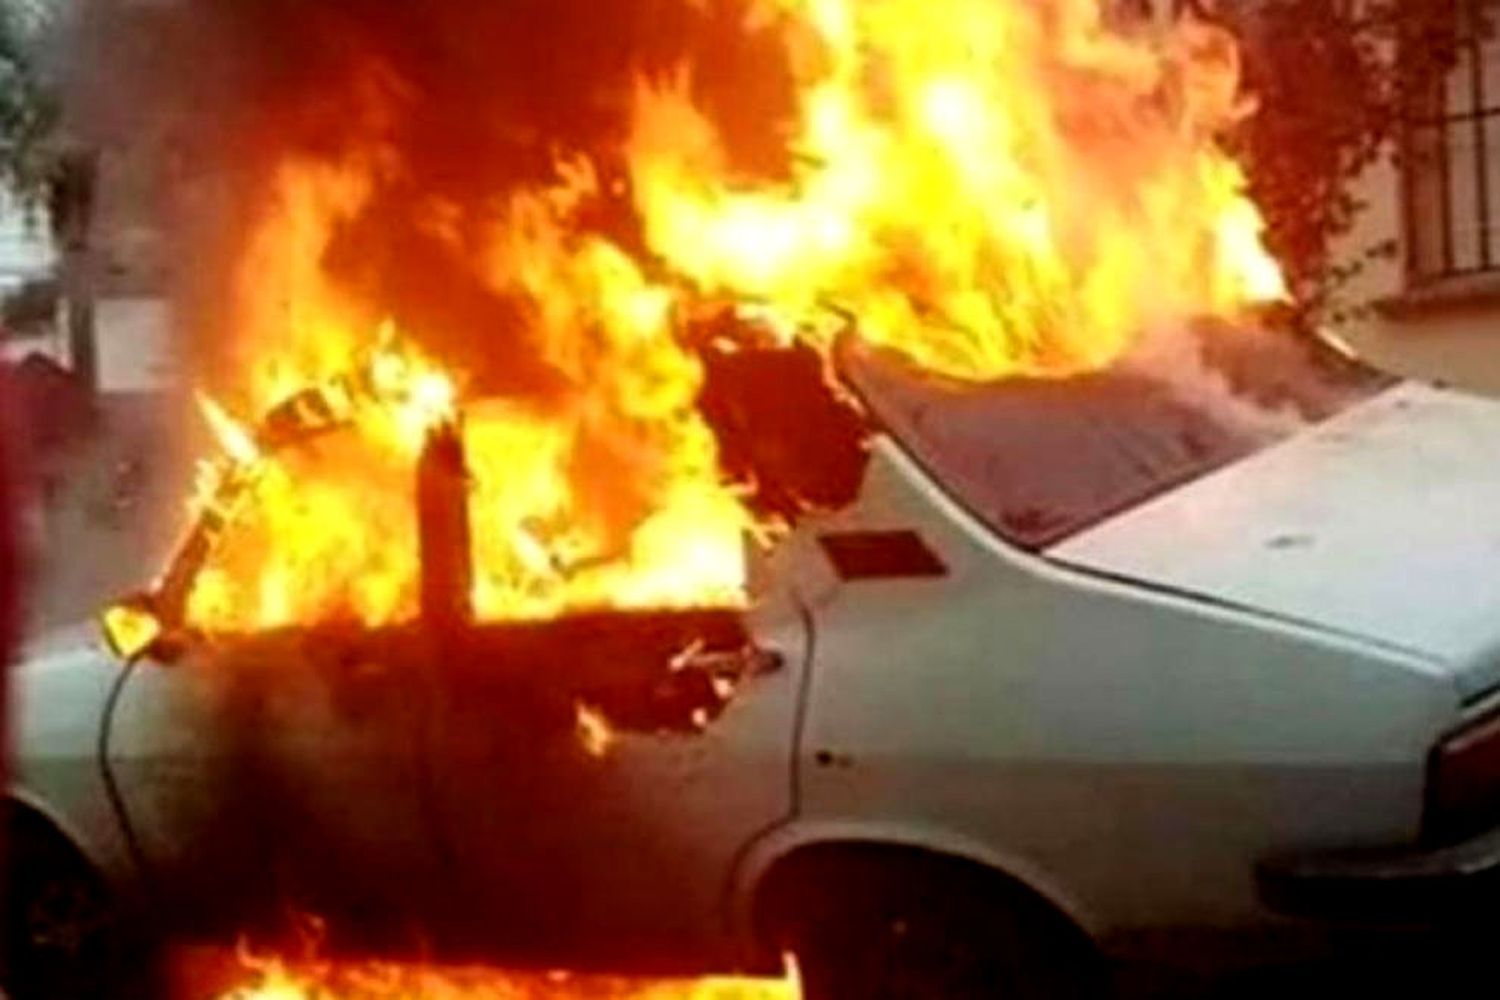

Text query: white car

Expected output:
[9,328,1498,999]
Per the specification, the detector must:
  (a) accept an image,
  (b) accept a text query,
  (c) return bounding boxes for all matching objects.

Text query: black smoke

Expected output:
[75,0,797,393]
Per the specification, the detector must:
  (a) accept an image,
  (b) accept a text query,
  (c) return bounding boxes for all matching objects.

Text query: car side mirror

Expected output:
[99,594,174,663]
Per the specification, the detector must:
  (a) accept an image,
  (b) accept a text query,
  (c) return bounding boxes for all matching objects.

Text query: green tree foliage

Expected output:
[1212,0,1463,319]
[0,0,57,211]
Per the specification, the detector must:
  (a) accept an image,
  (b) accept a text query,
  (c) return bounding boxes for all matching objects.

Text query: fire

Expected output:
[165,0,1284,633]
[574,702,616,759]
[216,960,799,1000]
[184,160,755,632]
[628,0,1286,379]
[192,946,800,1000]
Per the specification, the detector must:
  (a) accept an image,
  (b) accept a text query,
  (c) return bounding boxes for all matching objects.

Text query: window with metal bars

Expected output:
[1405,0,1500,283]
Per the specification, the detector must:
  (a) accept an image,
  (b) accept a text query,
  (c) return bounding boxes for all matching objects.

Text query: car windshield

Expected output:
[841,322,1393,550]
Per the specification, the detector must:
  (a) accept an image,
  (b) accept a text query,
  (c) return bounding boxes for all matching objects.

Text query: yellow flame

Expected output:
[628,0,1287,380]
[209,950,801,1000]
[198,395,262,466]
[171,0,1287,634]
[574,702,616,759]
[183,161,753,633]
[100,601,164,660]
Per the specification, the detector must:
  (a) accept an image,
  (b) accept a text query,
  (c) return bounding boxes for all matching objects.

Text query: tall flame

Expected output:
[185,157,754,632]
[629,0,1285,379]
[177,0,1285,633]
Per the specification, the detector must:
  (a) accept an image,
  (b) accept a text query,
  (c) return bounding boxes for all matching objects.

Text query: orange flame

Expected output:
[574,702,617,759]
[174,0,1284,633]
[184,161,754,632]
[201,947,800,1000]
[198,395,264,467]
[629,0,1285,379]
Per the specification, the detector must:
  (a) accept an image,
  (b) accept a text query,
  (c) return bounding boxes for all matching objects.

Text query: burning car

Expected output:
[6,0,1474,996]
[11,317,1500,1000]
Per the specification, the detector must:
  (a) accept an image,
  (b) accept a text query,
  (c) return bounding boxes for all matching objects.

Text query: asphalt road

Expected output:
[1112,931,1487,999]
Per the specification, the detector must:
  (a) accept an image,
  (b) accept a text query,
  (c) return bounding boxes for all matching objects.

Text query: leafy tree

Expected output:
[0,0,58,212]
[1207,0,1463,321]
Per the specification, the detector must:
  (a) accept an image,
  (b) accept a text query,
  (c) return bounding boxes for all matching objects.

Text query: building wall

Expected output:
[1324,4,1500,397]
[0,182,173,394]
[0,189,55,290]
[1126,0,1500,395]
[1332,153,1500,395]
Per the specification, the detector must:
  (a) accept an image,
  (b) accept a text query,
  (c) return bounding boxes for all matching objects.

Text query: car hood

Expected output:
[1048,381,1500,699]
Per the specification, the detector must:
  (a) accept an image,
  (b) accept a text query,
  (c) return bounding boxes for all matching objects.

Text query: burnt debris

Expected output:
[692,310,869,521]
[417,420,474,630]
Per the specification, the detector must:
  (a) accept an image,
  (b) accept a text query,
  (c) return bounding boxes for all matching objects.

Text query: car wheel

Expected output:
[2,820,144,1000]
[764,852,1102,1000]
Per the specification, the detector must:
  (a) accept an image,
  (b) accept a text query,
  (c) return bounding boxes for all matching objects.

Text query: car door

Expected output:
[420,591,810,970]
[103,629,451,948]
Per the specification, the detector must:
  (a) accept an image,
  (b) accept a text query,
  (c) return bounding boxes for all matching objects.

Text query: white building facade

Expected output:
[1138,0,1500,393]
[0,189,53,290]
[1332,0,1500,394]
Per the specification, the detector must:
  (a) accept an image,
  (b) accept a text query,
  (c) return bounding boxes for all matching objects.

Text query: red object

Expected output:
[0,361,17,824]
[1427,707,1500,843]
[0,365,17,668]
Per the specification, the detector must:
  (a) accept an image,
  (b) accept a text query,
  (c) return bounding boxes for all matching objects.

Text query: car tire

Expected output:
[2,816,152,1000]
[763,851,1102,1000]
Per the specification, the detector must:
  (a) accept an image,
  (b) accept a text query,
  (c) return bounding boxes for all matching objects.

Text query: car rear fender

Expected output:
[724,816,1101,966]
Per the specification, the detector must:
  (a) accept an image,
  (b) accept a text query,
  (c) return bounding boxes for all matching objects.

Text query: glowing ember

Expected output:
[161,0,1284,634]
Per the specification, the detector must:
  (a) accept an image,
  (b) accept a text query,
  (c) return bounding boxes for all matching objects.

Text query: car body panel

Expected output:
[770,439,1458,934]
[1051,382,1500,700]
[10,627,141,890]
[101,631,450,944]
[422,588,808,970]
[12,601,808,970]
[726,813,1103,955]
